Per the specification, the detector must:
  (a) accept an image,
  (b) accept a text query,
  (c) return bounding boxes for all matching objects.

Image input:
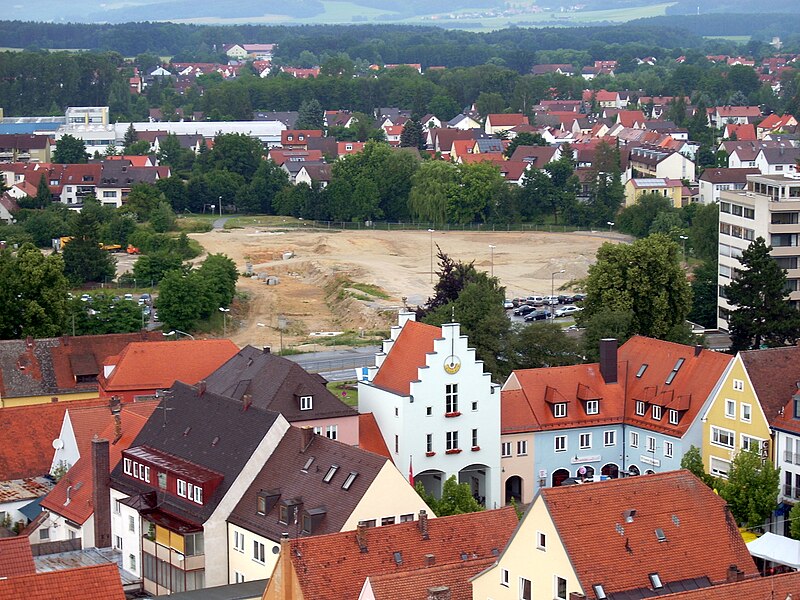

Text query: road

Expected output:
[286,346,379,381]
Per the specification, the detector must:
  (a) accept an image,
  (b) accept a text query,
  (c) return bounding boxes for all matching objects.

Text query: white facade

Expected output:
[358,314,502,508]
[755,150,800,176]
[698,178,747,205]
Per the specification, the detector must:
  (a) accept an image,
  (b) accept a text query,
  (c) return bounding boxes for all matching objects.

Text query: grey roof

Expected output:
[154,579,269,599]
[227,427,387,541]
[475,138,503,153]
[306,136,337,156]
[110,380,282,525]
[204,346,356,422]
[759,146,800,165]
[254,111,298,128]
[300,163,332,182]
[99,161,159,187]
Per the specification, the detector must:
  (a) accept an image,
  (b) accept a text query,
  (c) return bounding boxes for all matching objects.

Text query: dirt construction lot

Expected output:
[190,226,624,350]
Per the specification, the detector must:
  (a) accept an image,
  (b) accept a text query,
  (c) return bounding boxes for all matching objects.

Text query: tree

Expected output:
[53,134,88,164]
[720,448,780,530]
[125,140,151,155]
[123,123,138,148]
[680,445,713,487]
[122,183,166,222]
[726,237,800,351]
[149,201,176,233]
[688,259,718,328]
[133,251,183,285]
[156,176,190,212]
[195,253,238,312]
[450,162,506,225]
[68,292,142,335]
[504,132,546,158]
[790,502,800,540]
[156,269,206,332]
[476,92,505,117]
[250,160,290,214]
[62,212,116,285]
[579,235,692,341]
[508,322,581,370]
[689,203,719,264]
[34,173,52,208]
[408,161,458,225]
[581,309,634,362]
[584,141,624,227]
[436,475,483,516]
[617,192,674,238]
[399,117,424,150]
[206,133,264,180]
[296,99,324,130]
[427,95,461,122]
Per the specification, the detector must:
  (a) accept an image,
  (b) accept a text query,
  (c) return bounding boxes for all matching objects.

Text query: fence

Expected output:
[235,220,616,234]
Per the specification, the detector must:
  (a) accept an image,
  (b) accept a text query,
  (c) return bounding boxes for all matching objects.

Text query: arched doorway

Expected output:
[505,476,522,504]
[628,465,640,476]
[577,465,595,481]
[415,469,445,499]
[552,468,570,487]
[645,469,655,475]
[459,464,490,506]
[601,463,620,479]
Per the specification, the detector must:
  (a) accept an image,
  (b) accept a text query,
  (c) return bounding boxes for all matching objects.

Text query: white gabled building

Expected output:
[358,312,501,508]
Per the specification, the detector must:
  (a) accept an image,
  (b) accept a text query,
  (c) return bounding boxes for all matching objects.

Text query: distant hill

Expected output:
[666,0,798,13]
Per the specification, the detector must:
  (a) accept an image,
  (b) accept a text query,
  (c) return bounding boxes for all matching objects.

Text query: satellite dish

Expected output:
[52,438,64,450]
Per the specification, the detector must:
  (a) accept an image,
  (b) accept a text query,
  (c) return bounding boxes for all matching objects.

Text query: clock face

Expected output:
[444,355,461,374]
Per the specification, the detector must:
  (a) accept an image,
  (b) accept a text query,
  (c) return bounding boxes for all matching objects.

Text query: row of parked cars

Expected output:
[507,294,586,322]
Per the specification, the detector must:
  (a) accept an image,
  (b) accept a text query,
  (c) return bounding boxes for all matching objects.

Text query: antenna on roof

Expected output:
[155,389,174,428]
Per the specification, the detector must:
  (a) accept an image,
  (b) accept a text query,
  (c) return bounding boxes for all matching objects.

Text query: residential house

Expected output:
[0,536,36,578]
[295,163,332,188]
[280,130,323,150]
[204,345,360,445]
[280,67,320,79]
[485,114,529,136]
[98,339,239,403]
[262,507,518,600]
[429,129,477,157]
[757,114,798,139]
[383,124,404,146]
[616,110,647,129]
[267,149,323,167]
[471,470,757,600]
[709,106,762,129]
[360,559,494,600]
[628,146,696,182]
[473,138,505,155]
[254,112,298,128]
[223,44,248,61]
[337,141,366,157]
[500,337,731,504]
[447,114,482,130]
[0,563,126,600]
[698,167,760,204]
[624,178,685,208]
[0,193,18,223]
[720,140,792,169]
[531,64,574,76]
[754,146,800,175]
[0,134,51,163]
[109,381,291,594]
[241,44,276,61]
[722,123,757,141]
[307,136,338,157]
[226,426,431,583]
[651,571,800,599]
[420,114,442,131]
[358,313,501,508]
[508,145,561,167]
[94,160,162,208]
[498,161,530,186]
[450,139,477,163]
[58,163,102,206]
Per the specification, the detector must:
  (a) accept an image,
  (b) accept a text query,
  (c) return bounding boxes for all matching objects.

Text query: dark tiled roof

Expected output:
[228,427,387,539]
[204,346,356,422]
[699,167,760,184]
[740,346,800,425]
[110,381,281,525]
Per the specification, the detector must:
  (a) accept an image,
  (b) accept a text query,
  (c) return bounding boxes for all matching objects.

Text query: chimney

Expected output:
[726,564,744,583]
[418,509,429,540]
[92,437,112,548]
[599,338,618,384]
[427,586,451,600]
[356,523,368,553]
[263,346,271,354]
[300,427,314,452]
[424,553,435,567]
[197,380,206,395]
[569,594,587,600]
[694,344,703,357]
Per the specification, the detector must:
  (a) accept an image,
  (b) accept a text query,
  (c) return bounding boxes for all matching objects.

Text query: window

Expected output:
[741,435,760,452]
[579,433,591,449]
[519,577,532,600]
[586,400,599,415]
[114,535,122,550]
[502,442,512,457]
[630,431,639,448]
[235,572,245,584]
[665,358,685,385]
[114,500,121,515]
[668,409,679,425]
[555,576,568,600]
[446,384,459,413]
[554,403,567,418]
[446,431,459,451]
[234,530,245,552]
[325,425,338,440]
[313,426,323,435]
[342,472,358,490]
[711,457,731,479]
[664,441,673,458]
[426,406,432,416]
[711,426,735,449]
[253,541,265,564]
[604,431,616,446]
[143,466,150,483]
[472,429,479,448]
[501,568,509,587]
[394,407,398,416]
[647,436,657,453]
[537,531,546,550]
[185,532,204,556]
[123,458,132,475]
[649,573,663,589]
[193,485,202,504]
[381,516,396,526]
[128,515,135,533]
[177,480,187,497]
[323,465,339,483]
[517,440,528,456]
[651,405,662,421]
[395,435,399,453]
[400,514,414,523]
[427,434,434,453]
[725,399,736,419]
[300,395,313,410]
[636,364,648,378]
[129,554,136,571]
[635,401,646,416]
[157,472,167,489]
[741,403,752,423]
[39,528,50,540]
[733,379,744,392]
[555,435,566,453]
[472,401,478,411]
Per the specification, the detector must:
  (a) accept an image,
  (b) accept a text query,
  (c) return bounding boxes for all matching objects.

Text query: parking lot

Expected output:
[507,296,584,325]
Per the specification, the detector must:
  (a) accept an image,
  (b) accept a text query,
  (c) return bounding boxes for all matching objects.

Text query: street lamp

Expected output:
[428,229,435,284]
[551,269,565,318]
[219,307,230,337]
[218,196,223,217]
[489,244,496,278]
[163,330,195,340]
[679,235,688,261]
[607,221,615,232]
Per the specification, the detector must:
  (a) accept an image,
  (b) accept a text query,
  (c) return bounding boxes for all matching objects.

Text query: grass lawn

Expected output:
[223,215,305,229]
[327,380,358,407]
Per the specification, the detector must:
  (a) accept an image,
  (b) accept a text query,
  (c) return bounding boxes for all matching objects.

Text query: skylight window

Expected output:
[649,573,663,589]
[665,358,685,385]
[323,465,339,483]
[593,584,607,599]
[655,528,667,542]
[342,472,358,490]
[302,457,315,472]
[636,364,648,378]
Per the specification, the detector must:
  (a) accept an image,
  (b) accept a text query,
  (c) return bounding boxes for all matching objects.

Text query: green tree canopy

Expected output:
[617,192,674,238]
[720,448,780,530]
[63,212,116,285]
[53,134,88,164]
[508,322,582,370]
[295,98,324,130]
[680,445,714,487]
[414,476,483,517]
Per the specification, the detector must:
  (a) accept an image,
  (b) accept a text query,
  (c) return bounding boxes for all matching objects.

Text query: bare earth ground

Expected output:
[189,227,624,350]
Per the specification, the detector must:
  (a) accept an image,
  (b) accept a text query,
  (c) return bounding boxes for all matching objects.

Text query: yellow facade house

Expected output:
[624,178,684,208]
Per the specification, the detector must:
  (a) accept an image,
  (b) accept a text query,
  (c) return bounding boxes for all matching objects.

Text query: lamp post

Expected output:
[218,196,223,217]
[219,307,230,337]
[607,221,615,232]
[489,244,496,278]
[679,235,688,261]
[551,269,565,318]
[428,229,435,284]
[163,330,195,340]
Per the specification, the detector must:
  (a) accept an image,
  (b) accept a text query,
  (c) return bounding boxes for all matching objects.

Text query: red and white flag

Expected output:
[409,456,414,486]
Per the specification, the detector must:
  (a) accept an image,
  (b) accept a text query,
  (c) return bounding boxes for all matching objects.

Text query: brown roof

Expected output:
[740,346,800,425]
[366,557,494,600]
[281,508,518,600]
[699,167,760,184]
[486,114,529,127]
[656,571,800,599]
[542,470,757,599]
[509,146,558,165]
[228,427,388,540]
[372,321,441,395]
[0,537,36,578]
[0,563,126,600]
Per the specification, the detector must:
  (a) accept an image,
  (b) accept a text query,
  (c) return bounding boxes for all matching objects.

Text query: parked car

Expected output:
[524,309,551,322]
[558,294,575,304]
[514,304,537,316]
[526,295,544,306]
[80,293,91,302]
[542,295,559,306]
[124,293,134,301]
[140,293,151,302]
[555,305,583,318]
[504,299,515,309]
[572,293,587,303]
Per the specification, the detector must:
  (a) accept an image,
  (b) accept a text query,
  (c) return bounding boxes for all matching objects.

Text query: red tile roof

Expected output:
[372,321,441,395]
[542,470,757,598]
[0,398,108,480]
[282,508,518,600]
[723,123,756,141]
[0,563,126,600]
[41,403,157,524]
[0,537,36,578]
[617,110,647,128]
[366,557,494,600]
[487,114,529,127]
[358,413,393,461]
[99,340,239,393]
[656,570,800,599]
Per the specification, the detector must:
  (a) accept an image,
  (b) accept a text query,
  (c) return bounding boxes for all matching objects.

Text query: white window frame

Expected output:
[579,433,591,450]
[519,576,532,600]
[555,576,568,600]
[427,434,434,453]
[554,435,567,453]
[446,431,459,451]
[725,399,736,419]
[326,424,338,440]
[604,430,616,447]
[711,426,735,449]
[647,436,657,453]
[123,458,132,475]
[253,541,265,564]
[501,441,512,457]
[446,383,459,413]
[300,395,313,410]
[668,409,679,425]
[536,531,546,550]
[177,479,187,497]
[517,440,528,456]
[234,530,245,552]
[733,378,744,392]
[741,434,760,452]
[652,405,662,421]
[664,440,673,458]
[635,400,645,416]
[710,456,731,478]
[586,400,599,415]
[554,403,567,418]
[740,403,752,423]
[501,568,509,587]
[630,431,639,448]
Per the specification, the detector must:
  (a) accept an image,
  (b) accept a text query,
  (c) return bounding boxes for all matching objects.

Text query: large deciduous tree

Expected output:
[725,237,800,351]
[53,134,88,164]
[295,99,324,130]
[720,448,780,530]
[63,211,116,285]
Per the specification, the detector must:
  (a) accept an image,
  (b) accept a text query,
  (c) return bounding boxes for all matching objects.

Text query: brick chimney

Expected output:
[92,437,111,548]
[418,509,429,540]
[726,564,744,582]
[427,586,451,600]
[356,523,368,553]
[599,338,618,384]
[300,427,314,452]
[694,344,703,357]
[569,593,587,600]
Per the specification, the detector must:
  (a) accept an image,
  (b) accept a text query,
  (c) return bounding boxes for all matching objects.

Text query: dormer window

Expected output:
[300,396,313,411]
[635,401,646,416]
[554,403,567,418]
[257,489,281,515]
[668,409,679,425]
[279,499,301,525]
[585,400,599,415]
[652,405,662,421]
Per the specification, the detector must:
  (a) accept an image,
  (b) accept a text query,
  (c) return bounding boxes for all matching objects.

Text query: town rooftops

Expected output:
[372,321,442,396]
[363,557,494,600]
[699,167,760,184]
[740,346,800,425]
[278,507,517,599]
[540,470,757,599]
[204,345,356,422]
[0,563,126,600]
[509,145,558,165]
[358,413,393,460]
[486,114,529,127]
[654,570,800,599]
[0,536,36,578]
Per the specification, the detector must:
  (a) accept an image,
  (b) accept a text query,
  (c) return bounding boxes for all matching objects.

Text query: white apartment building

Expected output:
[718,173,800,330]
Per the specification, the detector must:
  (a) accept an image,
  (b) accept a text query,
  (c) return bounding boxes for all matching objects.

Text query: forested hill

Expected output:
[628,13,800,40]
